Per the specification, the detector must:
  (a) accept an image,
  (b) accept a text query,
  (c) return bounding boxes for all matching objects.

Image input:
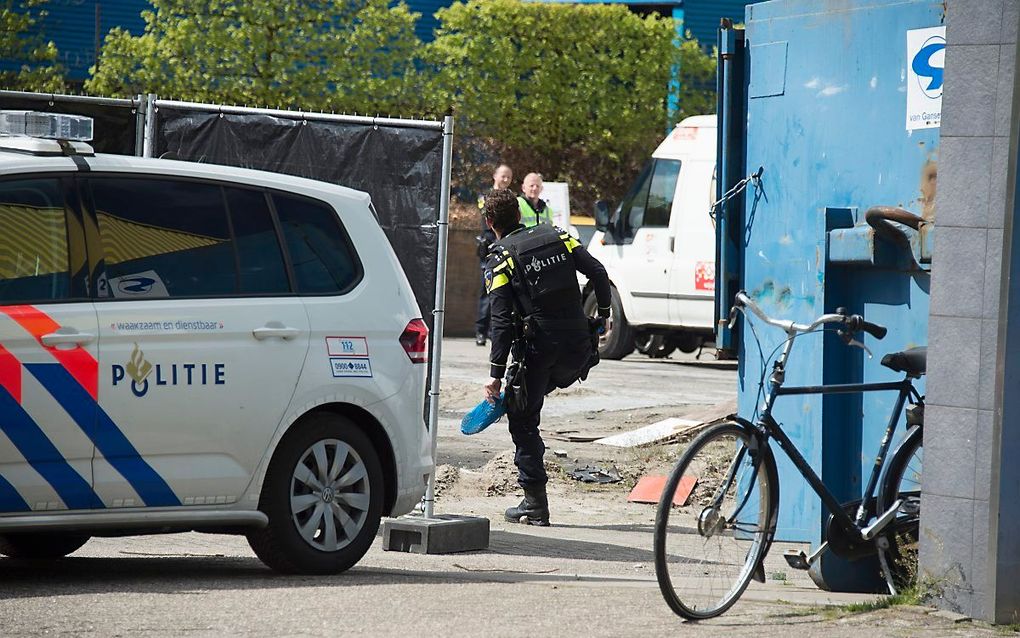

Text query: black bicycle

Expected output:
[653,291,924,619]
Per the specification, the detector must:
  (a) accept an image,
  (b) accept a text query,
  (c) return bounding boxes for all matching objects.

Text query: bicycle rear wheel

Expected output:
[653,422,776,619]
[877,426,922,593]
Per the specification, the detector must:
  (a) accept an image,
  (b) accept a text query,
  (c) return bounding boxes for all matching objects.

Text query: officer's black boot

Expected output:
[504,484,550,526]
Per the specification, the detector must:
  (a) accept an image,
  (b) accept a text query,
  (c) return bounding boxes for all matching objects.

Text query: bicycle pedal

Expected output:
[783,549,810,570]
[862,499,902,540]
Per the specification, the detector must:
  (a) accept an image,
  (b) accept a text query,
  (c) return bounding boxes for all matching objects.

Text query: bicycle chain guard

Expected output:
[826,498,879,561]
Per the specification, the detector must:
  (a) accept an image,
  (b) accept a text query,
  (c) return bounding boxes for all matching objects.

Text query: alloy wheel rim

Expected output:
[289,439,370,552]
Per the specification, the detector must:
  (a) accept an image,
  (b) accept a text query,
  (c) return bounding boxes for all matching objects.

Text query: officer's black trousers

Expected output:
[508,328,593,488]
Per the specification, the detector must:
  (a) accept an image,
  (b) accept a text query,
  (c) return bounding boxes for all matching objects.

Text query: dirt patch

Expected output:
[432,464,460,499]
[547,385,598,398]
[436,450,573,500]
[439,381,488,415]
[475,450,518,496]
[434,451,517,501]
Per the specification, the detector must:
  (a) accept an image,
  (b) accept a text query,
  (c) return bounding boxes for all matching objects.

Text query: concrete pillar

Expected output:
[989,24,1020,626]
[922,0,1020,622]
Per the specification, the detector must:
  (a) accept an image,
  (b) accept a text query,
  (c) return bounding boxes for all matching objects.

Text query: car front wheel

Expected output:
[247,412,384,575]
[584,286,634,360]
[0,532,89,559]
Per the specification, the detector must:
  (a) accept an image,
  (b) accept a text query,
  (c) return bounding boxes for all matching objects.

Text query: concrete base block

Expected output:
[381,514,490,554]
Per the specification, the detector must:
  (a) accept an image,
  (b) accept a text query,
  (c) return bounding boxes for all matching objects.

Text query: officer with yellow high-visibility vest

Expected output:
[518,172,555,227]
[480,188,611,526]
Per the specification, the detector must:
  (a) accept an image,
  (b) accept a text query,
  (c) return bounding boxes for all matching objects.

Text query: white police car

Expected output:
[0,111,432,574]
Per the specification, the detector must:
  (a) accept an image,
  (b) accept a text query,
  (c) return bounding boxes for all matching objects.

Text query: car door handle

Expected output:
[252,324,302,340]
[41,329,96,347]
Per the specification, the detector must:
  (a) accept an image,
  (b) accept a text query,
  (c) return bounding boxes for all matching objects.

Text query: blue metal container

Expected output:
[725,0,943,590]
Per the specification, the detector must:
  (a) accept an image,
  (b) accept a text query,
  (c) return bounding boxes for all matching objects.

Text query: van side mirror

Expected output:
[594,200,611,231]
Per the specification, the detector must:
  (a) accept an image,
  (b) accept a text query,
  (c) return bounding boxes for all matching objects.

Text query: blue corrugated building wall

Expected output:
[682,0,751,44]
[24,0,756,83]
[534,0,759,46]
[24,0,458,83]
[410,0,454,41]
[33,0,149,83]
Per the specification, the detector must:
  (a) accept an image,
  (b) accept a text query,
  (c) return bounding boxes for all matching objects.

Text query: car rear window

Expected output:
[272,193,361,295]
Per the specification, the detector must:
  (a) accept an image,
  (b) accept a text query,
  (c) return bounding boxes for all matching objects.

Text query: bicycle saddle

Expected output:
[880,346,927,378]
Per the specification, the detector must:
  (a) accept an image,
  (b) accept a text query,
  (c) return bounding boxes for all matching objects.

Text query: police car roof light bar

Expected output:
[0,111,94,142]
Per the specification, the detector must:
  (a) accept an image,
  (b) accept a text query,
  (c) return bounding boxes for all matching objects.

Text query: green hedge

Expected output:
[427,0,714,212]
[85,0,424,115]
[77,0,715,209]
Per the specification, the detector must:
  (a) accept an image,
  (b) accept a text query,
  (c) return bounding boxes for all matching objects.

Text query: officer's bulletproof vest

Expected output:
[496,224,576,315]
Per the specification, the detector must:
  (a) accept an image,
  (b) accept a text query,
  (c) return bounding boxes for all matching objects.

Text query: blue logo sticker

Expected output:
[911,36,946,98]
[118,276,157,295]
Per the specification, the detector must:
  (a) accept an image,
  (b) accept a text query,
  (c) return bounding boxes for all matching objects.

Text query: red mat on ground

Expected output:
[627,475,698,506]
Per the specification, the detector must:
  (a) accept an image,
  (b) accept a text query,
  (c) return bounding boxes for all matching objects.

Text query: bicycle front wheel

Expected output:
[653,422,776,619]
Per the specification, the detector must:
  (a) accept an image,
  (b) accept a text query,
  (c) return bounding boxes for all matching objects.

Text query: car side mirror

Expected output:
[594,200,611,231]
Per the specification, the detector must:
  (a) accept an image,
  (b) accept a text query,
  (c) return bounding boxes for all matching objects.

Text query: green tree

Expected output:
[427,0,713,209]
[1,0,65,92]
[86,0,425,115]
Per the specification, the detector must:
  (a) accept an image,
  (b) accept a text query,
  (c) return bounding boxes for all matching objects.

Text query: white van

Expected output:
[582,115,717,359]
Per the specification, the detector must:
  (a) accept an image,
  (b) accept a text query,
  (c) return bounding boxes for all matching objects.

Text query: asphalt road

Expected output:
[0,341,1000,637]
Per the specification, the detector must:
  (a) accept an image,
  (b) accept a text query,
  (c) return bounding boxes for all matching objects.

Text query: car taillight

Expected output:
[400,319,429,363]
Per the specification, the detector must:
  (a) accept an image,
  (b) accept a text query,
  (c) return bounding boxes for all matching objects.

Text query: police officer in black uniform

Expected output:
[481,188,612,525]
[474,164,513,346]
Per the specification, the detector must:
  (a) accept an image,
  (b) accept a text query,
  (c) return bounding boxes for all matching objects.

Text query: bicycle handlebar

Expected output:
[731,291,886,340]
[847,316,888,340]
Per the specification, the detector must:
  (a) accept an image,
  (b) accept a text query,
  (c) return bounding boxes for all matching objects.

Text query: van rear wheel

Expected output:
[636,334,676,359]
[671,333,703,354]
[585,287,634,360]
[247,413,384,575]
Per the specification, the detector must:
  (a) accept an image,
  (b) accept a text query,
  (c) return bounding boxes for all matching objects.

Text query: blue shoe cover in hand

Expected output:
[461,393,506,435]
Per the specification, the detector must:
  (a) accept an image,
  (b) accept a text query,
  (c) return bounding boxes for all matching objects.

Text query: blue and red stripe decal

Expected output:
[0,342,21,404]
[27,364,180,507]
[0,305,97,399]
[0,304,180,510]
[1,340,96,510]
[0,385,97,510]
[0,473,29,512]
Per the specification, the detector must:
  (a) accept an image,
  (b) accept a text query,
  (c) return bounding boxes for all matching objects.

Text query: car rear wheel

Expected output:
[247,412,384,575]
[0,532,90,559]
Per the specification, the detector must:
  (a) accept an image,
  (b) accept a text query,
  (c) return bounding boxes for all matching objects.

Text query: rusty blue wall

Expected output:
[739,0,943,588]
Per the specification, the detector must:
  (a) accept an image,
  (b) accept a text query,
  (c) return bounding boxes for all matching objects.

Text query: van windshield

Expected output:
[616,159,681,234]
[645,160,681,227]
